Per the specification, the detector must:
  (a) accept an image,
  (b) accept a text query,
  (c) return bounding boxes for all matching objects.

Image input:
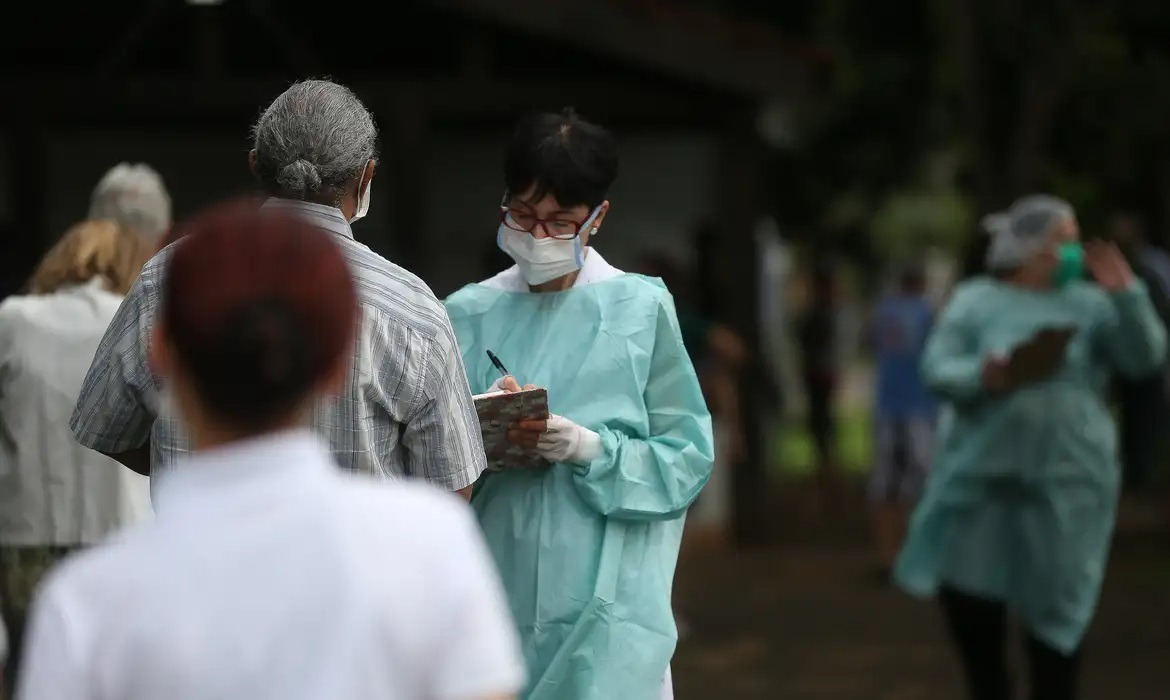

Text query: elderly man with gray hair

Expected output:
[70,79,488,498]
[88,162,172,240]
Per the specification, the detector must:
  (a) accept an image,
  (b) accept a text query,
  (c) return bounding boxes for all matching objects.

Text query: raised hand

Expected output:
[1085,240,1134,292]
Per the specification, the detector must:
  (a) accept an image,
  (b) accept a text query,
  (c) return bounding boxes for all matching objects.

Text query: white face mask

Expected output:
[498,227,585,285]
[349,177,371,224]
[497,203,603,285]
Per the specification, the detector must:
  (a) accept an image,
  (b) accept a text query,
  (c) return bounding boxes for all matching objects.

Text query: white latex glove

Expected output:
[534,414,603,464]
[486,376,510,393]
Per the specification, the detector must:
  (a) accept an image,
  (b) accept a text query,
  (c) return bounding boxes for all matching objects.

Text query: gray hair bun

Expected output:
[276,159,323,195]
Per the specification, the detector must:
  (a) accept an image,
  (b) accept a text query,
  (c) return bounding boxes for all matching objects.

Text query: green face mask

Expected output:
[1052,242,1085,287]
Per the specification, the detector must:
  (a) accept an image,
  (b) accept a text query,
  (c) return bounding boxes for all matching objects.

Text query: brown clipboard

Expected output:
[1006,326,1075,385]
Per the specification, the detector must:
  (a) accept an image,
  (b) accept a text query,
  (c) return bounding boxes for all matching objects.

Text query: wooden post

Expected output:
[713,108,770,546]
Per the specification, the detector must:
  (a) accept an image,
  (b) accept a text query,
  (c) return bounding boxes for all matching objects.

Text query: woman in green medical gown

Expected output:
[445,109,714,700]
[895,195,1167,699]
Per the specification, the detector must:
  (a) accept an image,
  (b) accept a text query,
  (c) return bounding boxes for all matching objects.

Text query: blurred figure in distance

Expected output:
[1109,213,1170,495]
[796,259,844,514]
[896,196,1166,699]
[867,262,936,580]
[0,220,152,696]
[635,253,747,466]
[88,162,173,243]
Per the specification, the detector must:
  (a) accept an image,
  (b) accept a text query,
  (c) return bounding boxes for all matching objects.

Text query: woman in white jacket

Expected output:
[0,220,152,693]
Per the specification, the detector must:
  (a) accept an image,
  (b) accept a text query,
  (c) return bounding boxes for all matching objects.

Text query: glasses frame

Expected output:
[499,207,587,241]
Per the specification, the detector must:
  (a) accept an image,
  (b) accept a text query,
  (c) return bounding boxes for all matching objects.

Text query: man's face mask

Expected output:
[350,173,372,224]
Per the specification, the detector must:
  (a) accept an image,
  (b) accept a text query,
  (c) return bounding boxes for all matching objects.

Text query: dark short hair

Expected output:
[504,108,619,209]
[163,200,358,432]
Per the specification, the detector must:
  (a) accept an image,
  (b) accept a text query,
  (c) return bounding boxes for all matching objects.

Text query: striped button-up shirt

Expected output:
[70,199,487,492]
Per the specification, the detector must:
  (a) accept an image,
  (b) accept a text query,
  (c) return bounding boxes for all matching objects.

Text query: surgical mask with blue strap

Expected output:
[497,194,604,285]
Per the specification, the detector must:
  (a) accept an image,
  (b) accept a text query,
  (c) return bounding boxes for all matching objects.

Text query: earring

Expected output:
[591,227,599,234]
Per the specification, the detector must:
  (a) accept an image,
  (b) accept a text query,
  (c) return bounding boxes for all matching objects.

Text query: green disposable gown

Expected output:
[445,273,714,700]
[895,278,1167,653]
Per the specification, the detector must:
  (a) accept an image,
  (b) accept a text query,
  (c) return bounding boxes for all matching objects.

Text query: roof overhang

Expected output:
[428,0,821,102]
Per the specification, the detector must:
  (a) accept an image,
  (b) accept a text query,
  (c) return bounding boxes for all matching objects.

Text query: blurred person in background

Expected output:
[635,252,747,465]
[796,259,844,513]
[1110,212,1170,298]
[17,205,525,700]
[630,253,743,639]
[1108,213,1170,495]
[0,221,152,696]
[896,195,1166,699]
[444,109,714,700]
[868,262,936,580]
[70,79,486,498]
[87,162,172,242]
[632,253,744,641]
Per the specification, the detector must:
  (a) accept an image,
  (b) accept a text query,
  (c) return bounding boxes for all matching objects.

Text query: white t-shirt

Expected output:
[0,280,152,545]
[17,430,525,700]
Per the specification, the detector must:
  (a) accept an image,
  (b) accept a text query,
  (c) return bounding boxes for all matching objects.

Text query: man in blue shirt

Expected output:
[869,263,937,578]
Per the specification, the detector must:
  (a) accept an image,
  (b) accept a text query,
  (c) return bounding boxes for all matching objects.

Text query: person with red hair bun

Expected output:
[16,205,526,700]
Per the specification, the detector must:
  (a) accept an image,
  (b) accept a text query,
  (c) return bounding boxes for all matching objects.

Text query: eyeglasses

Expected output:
[500,207,586,240]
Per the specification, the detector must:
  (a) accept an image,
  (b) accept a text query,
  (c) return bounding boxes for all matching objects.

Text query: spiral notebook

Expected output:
[473,387,551,471]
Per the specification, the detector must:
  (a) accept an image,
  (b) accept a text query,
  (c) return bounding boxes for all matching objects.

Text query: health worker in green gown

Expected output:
[444,109,714,700]
[895,195,1167,700]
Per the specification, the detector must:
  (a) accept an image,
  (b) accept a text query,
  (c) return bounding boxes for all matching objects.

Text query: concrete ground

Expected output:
[672,491,1170,699]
